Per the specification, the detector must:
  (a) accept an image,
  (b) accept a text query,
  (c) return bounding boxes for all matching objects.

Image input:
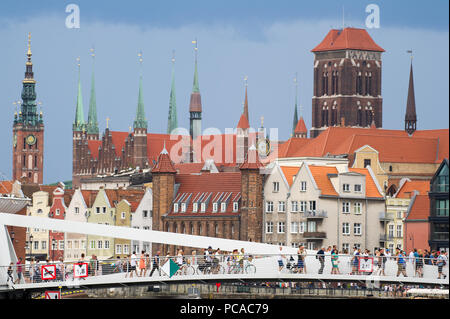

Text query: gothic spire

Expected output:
[73,57,85,131]
[189,39,202,113]
[134,52,147,130]
[405,54,417,135]
[243,76,249,123]
[167,51,178,134]
[87,48,99,135]
[292,74,299,136]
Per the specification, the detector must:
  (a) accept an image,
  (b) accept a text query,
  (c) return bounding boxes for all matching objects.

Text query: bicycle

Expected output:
[196,262,225,275]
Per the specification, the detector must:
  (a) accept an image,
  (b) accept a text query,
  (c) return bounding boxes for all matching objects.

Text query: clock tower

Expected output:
[12,33,44,184]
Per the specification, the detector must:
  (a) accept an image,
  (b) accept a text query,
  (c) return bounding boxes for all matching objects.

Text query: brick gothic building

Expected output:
[310,27,385,138]
[151,145,264,255]
[13,34,44,184]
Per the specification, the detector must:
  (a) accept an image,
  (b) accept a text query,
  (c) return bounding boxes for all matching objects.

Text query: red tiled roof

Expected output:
[0,181,13,194]
[294,117,307,134]
[308,165,339,196]
[277,137,311,158]
[280,166,300,187]
[396,180,430,199]
[81,190,98,207]
[174,162,205,174]
[104,189,145,208]
[312,28,385,52]
[110,131,130,157]
[406,195,430,220]
[349,168,383,198]
[87,140,102,160]
[152,150,177,173]
[169,171,241,216]
[282,127,449,164]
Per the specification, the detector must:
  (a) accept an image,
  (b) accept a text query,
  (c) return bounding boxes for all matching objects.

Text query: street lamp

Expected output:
[52,238,56,262]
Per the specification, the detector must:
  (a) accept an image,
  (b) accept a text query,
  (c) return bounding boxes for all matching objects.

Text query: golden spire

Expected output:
[27,32,32,61]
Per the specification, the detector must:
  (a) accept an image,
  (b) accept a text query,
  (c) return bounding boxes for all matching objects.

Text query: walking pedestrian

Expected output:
[297,246,306,274]
[317,247,325,274]
[437,251,447,279]
[139,251,146,277]
[14,257,23,284]
[415,249,424,278]
[149,251,161,277]
[7,262,14,284]
[331,249,340,274]
[277,246,285,273]
[396,249,407,277]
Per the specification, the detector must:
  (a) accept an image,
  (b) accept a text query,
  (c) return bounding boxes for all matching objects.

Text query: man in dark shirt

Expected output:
[317,247,325,274]
[149,251,161,277]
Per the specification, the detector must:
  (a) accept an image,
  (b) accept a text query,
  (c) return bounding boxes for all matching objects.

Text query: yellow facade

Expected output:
[114,199,132,258]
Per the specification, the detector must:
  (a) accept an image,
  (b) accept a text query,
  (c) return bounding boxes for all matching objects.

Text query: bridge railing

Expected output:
[0,253,448,287]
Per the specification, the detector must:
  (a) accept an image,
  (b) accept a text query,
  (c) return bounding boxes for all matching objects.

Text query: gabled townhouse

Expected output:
[64,188,97,262]
[131,187,153,254]
[384,178,429,251]
[86,188,115,260]
[26,187,56,261]
[263,162,385,252]
[48,185,73,261]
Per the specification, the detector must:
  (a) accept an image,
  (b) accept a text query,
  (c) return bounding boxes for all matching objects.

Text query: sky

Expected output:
[0,0,448,184]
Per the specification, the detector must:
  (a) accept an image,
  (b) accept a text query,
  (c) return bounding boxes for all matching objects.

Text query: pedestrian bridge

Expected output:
[0,212,448,296]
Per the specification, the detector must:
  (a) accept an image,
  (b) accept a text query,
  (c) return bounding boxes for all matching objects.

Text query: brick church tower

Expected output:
[151,144,177,254]
[239,145,264,242]
[310,28,385,138]
[13,33,44,184]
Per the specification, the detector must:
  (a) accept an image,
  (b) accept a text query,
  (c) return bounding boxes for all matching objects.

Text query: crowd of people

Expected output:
[3,245,448,286]
[275,245,448,279]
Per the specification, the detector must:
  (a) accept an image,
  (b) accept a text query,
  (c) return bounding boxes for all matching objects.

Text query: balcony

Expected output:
[303,210,327,219]
[379,234,394,242]
[303,232,326,240]
[379,212,394,222]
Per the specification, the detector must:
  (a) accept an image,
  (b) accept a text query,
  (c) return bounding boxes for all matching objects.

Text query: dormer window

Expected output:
[181,203,186,213]
[201,203,206,212]
[354,184,362,192]
[221,202,227,212]
[193,203,198,213]
[233,202,239,212]
[173,203,179,213]
[213,203,218,213]
[343,184,350,192]
[55,209,60,216]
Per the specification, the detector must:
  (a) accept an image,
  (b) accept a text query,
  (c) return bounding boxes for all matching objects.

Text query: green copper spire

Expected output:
[192,39,199,93]
[73,57,85,132]
[292,74,299,136]
[18,33,41,126]
[134,52,147,130]
[167,51,178,133]
[87,48,99,135]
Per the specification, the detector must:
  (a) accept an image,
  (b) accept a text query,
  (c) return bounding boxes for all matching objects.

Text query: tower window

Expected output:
[364,159,371,168]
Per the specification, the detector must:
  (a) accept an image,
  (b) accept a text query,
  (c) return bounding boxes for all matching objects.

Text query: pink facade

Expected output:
[404,221,430,253]
[48,187,66,261]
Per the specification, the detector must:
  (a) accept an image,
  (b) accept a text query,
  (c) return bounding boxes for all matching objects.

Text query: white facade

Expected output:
[263,162,385,252]
[130,187,153,254]
[64,189,88,262]
[26,191,51,260]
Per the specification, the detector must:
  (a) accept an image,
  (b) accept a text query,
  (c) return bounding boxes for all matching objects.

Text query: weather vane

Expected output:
[407,49,413,61]
[244,75,248,87]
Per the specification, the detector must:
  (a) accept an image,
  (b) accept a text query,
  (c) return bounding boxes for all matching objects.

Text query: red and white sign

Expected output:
[41,265,56,280]
[45,291,61,299]
[73,263,88,278]
[358,257,374,273]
